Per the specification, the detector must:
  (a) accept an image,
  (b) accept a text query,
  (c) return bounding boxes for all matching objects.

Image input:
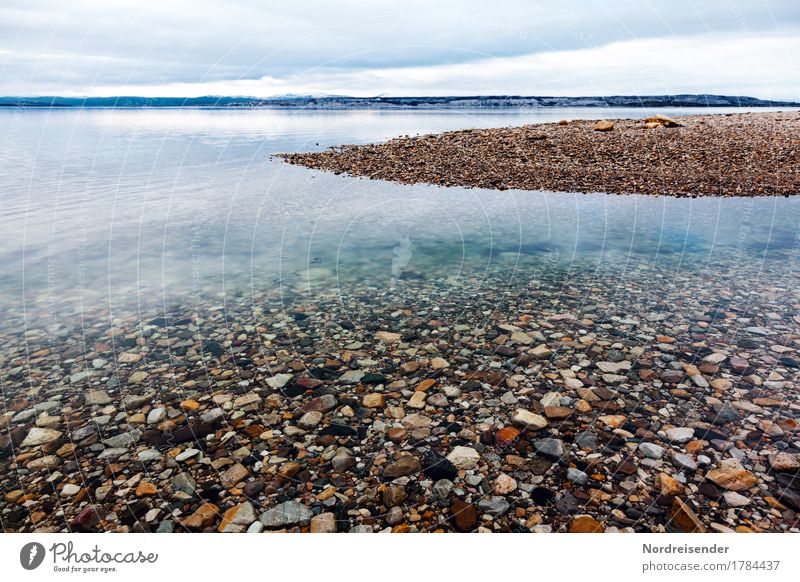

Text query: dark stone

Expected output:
[555,493,579,514]
[698,482,722,499]
[450,498,478,532]
[319,423,358,437]
[709,403,741,425]
[422,451,457,481]
[203,341,224,357]
[158,421,218,447]
[530,487,556,505]
[0,426,26,459]
[70,505,104,531]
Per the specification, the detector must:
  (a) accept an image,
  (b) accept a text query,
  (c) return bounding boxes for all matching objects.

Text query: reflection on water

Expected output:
[0,107,798,322]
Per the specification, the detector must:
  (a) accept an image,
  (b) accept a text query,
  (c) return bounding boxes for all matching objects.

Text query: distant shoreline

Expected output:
[279,111,800,198]
[1,94,798,109]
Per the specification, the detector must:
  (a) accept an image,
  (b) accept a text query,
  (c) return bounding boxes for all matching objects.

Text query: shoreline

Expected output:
[279,111,800,198]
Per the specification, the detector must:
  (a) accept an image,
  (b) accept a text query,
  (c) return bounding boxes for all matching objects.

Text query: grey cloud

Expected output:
[0,0,797,94]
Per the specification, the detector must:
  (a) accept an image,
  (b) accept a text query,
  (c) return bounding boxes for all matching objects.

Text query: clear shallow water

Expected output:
[0,107,798,321]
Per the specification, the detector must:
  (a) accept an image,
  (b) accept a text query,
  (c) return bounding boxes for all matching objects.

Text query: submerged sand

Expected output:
[279,111,800,197]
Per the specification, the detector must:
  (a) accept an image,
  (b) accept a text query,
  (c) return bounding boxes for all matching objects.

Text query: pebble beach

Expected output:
[279,112,800,198]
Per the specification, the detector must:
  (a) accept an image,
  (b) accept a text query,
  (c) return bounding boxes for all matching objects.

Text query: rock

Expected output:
[233,393,261,408]
[70,506,103,530]
[422,451,457,481]
[374,331,401,342]
[638,442,665,459]
[703,352,727,364]
[218,502,257,532]
[446,446,480,470]
[266,373,293,389]
[221,463,249,488]
[382,485,407,507]
[430,357,450,369]
[569,515,603,532]
[495,426,521,447]
[138,449,162,462]
[180,502,219,530]
[135,481,157,496]
[407,391,427,409]
[310,512,337,533]
[147,407,166,424]
[769,452,800,472]
[723,491,750,507]
[128,371,148,384]
[102,430,141,448]
[21,428,62,447]
[511,331,533,345]
[668,498,706,533]
[339,370,364,384]
[60,483,81,497]
[172,472,197,495]
[361,394,385,408]
[26,455,61,471]
[710,403,741,424]
[433,479,454,500]
[259,501,313,528]
[302,394,337,413]
[97,448,129,460]
[510,409,548,431]
[477,497,510,517]
[331,449,355,472]
[596,361,630,373]
[544,406,572,419]
[729,357,750,374]
[533,438,566,460]
[597,414,626,428]
[450,498,478,532]
[530,344,552,359]
[671,452,698,471]
[706,458,758,491]
[566,467,588,486]
[593,120,614,132]
[298,410,323,429]
[644,114,683,128]
[85,390,112,405]
[664,427,694,444]
[655,473,684,496]
[493,473,518,495]
[383,454,421,478]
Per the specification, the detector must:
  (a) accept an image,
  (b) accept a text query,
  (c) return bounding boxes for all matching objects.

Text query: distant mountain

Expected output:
[0,94,797,109]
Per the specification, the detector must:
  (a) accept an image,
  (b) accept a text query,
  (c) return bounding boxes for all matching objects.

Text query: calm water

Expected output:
[1,107,798,321]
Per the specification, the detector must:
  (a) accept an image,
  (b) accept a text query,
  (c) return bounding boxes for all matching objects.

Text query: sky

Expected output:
[0,0,798,99]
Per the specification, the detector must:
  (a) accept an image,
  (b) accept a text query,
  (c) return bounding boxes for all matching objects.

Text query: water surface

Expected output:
[1,107,798,325]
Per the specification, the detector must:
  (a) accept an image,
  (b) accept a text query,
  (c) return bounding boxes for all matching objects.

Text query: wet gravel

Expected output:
[1,256,799,533]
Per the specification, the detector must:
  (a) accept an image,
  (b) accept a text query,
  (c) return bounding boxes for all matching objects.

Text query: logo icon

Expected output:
[20,542,46,570]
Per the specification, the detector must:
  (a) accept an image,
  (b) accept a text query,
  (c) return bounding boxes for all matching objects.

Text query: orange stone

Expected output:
[569,515,604,533]
[135,481,157,496]
[180,399,200,411]
[416,379,436,392]
[495,426,521,447]
[544,406,573,420]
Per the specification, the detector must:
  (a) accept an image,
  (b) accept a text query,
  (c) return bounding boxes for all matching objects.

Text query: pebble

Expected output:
[259,501,314,528]
[446,446,480,470]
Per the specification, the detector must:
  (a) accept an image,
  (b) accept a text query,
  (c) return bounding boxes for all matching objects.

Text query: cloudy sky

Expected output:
[1,0,798,98]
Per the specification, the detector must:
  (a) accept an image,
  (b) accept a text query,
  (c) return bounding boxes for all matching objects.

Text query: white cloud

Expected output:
[69,32,800,100]
[0,1,798,98]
